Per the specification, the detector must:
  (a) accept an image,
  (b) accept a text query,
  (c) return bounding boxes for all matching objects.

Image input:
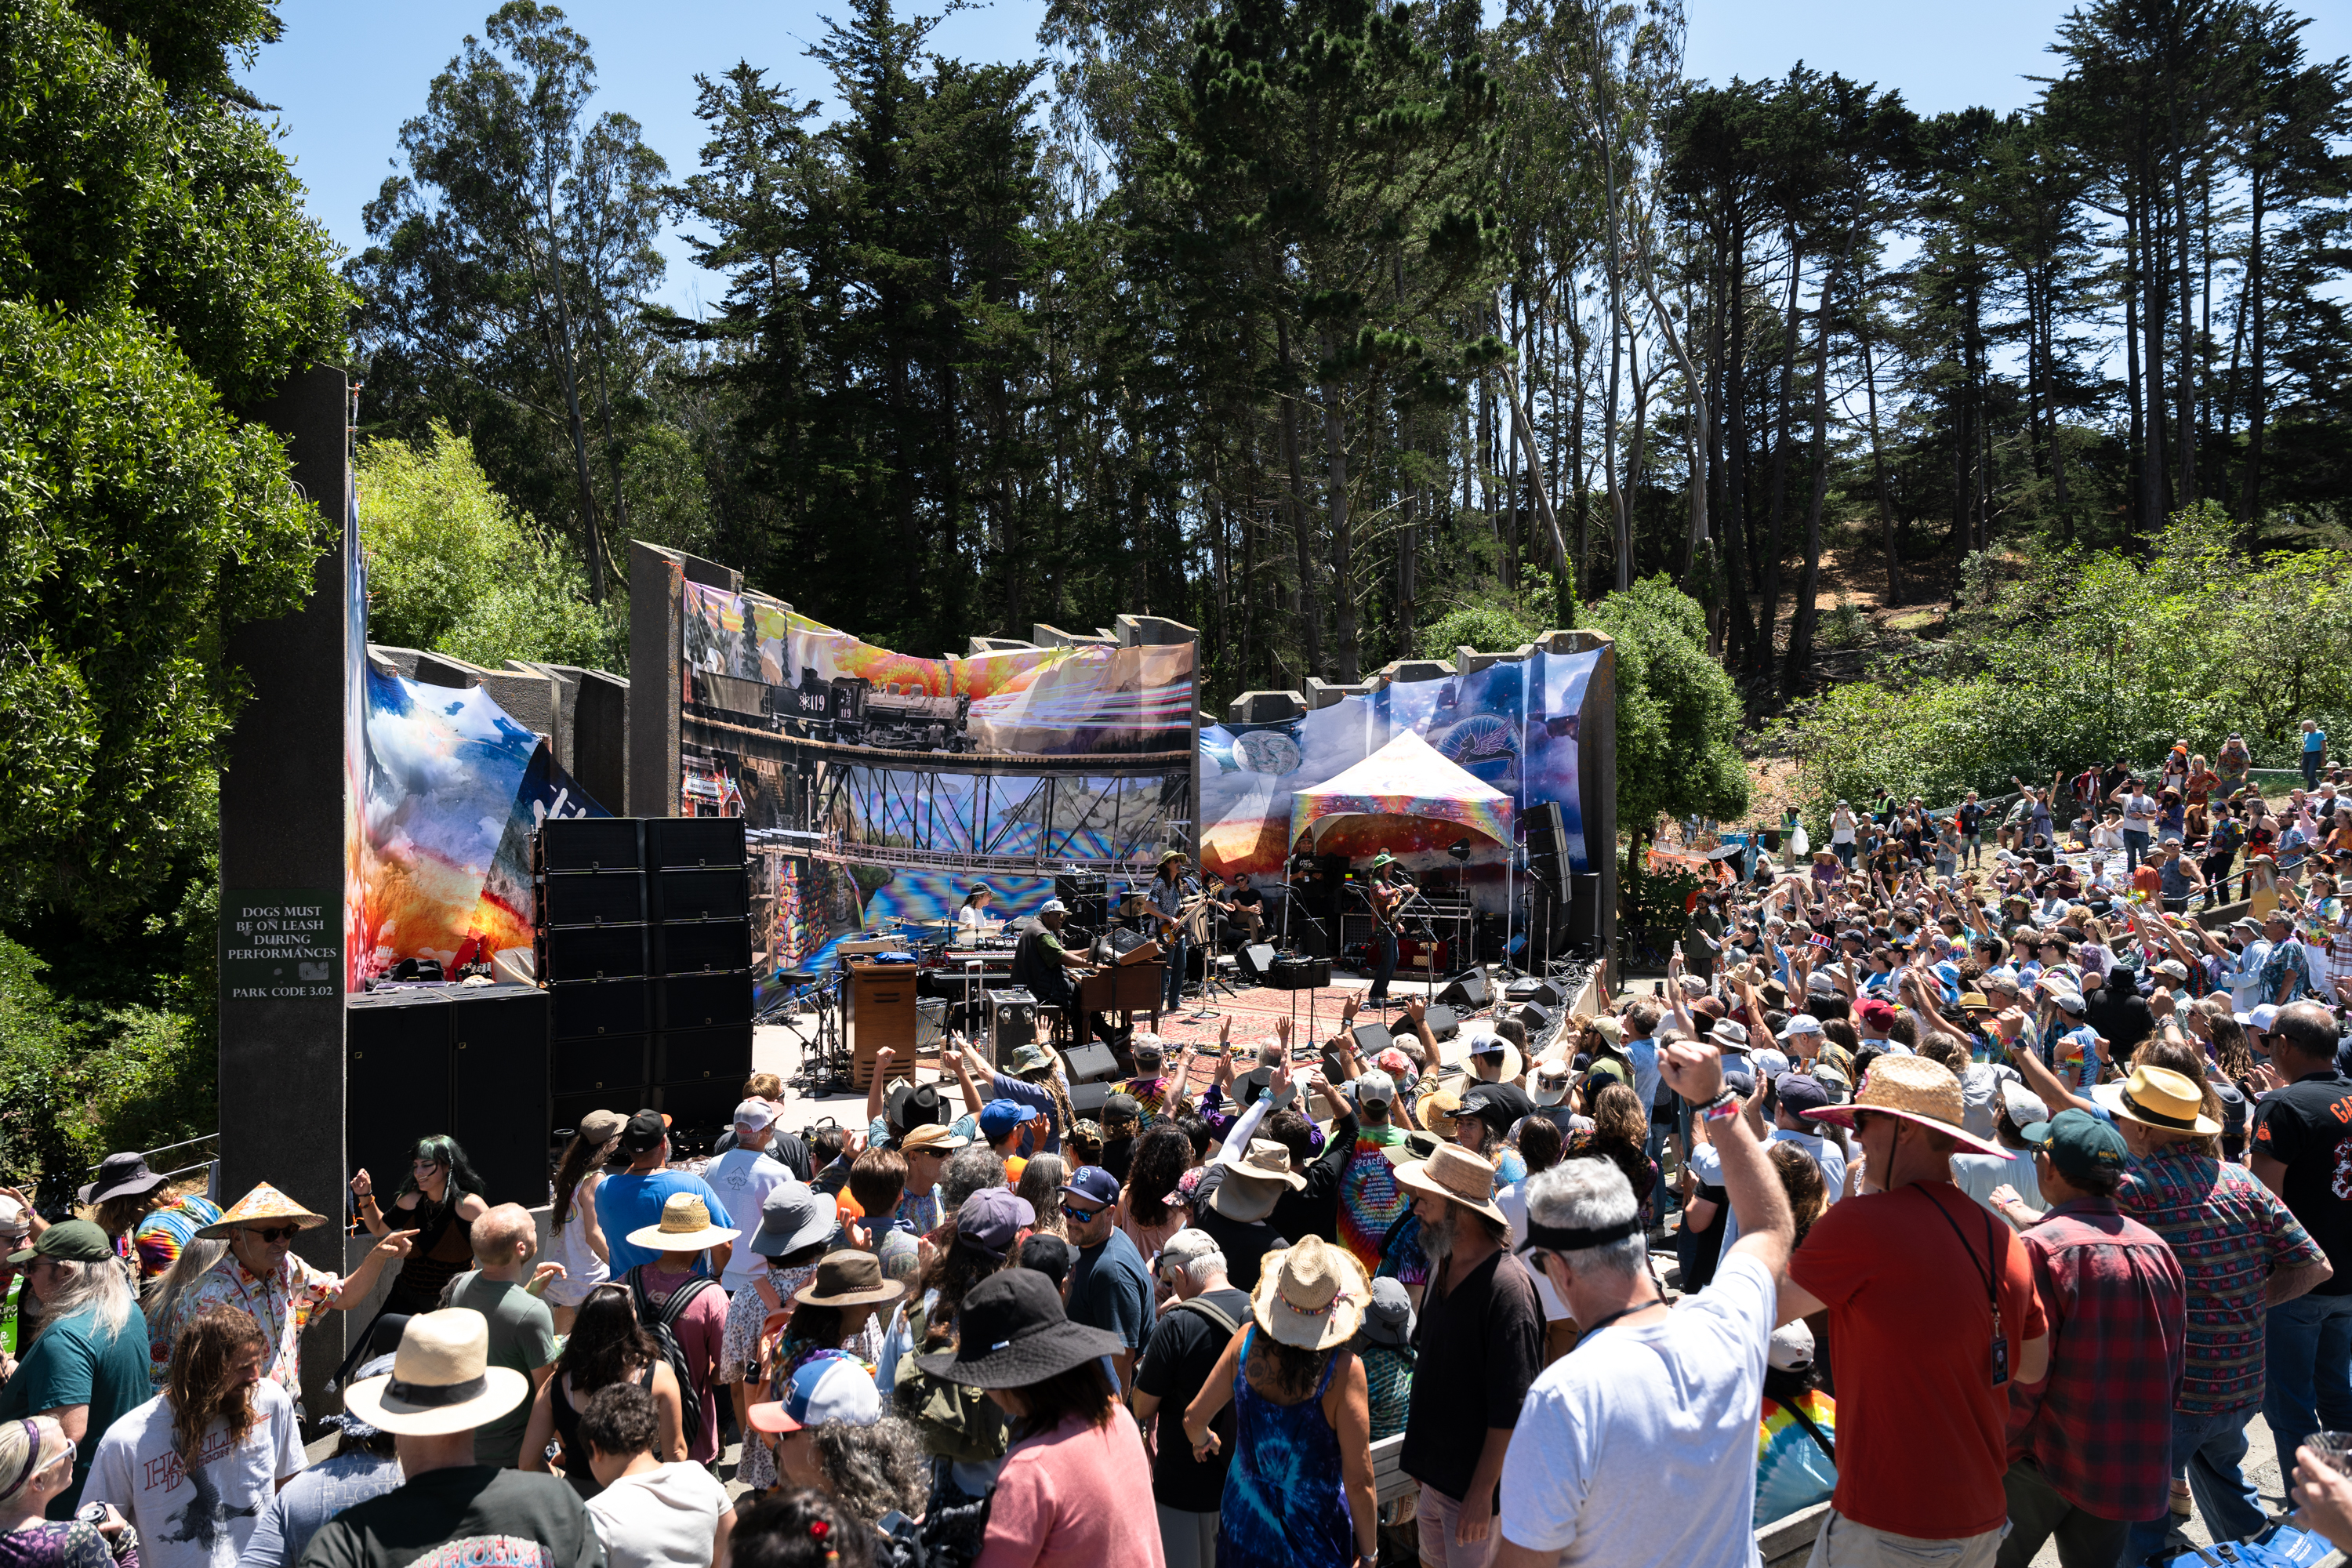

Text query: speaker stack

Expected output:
[1526,801,1572,902]
[347,984,550,1207]
[539,818,756,1151]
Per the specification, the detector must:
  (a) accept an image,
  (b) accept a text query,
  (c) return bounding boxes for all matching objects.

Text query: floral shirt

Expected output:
[2260,938,2318,1004]
[160,1248,339,1392]
[2115,1140,2322,1415]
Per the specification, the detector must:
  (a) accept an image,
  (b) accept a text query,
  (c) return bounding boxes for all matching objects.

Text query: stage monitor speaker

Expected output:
[540,818,641,873]
[1268,957,1330,991]
[346,992,451,1201]
[1063,1041,1120,1083]
[1517,1001,1554,1036]
[649,867,749,924]
[653,972,754,1033]
[1425,1004,1459,1041]
[646,817,746,869]
[1069,1081,1112,1115]
[654,1023,755,1085]
[540,870,645,927]
[1238,943,1276,983]
[1530,979,1566,1008]
[448,985,550,1206]
[541,924,648,982]
[1437,970,1489,1010]
[652,920,751,976]
[1350,1021,1392,1058]
[552,1033,649,1095]
[550,978,648,1040]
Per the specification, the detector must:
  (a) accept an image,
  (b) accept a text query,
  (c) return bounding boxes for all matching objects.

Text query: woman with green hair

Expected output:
[351,1134,490,1316]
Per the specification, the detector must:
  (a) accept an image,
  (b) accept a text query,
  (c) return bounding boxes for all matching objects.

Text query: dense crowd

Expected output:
[9,752,2352,1567]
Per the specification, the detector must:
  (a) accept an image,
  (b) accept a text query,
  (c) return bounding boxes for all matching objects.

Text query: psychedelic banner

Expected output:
[1198,648,1599,909]
[347,666,608,984]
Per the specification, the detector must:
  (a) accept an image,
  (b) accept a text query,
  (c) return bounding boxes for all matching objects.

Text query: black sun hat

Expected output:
[912,1268,1124,1389]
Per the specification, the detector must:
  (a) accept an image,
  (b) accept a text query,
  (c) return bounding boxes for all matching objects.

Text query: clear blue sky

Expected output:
[243,0,2350,314]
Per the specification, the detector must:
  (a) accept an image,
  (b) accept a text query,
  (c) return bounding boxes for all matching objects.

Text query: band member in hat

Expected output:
[1363,855,1404,1008]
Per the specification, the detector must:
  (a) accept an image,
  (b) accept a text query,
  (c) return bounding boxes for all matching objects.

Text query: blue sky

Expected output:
[244,0,2350,314]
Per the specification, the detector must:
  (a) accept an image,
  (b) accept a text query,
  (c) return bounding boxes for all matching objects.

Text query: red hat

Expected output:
[1857,999,1899,1031]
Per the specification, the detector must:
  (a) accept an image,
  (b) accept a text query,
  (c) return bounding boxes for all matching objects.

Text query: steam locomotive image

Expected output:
[775,667,972,753]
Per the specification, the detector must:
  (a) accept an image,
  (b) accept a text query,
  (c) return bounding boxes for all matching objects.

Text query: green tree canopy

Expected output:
[1587,575,1749,864]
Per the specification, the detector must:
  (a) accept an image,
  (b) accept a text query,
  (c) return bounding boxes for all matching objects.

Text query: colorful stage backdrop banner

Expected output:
[675,585,1197,996]
[1199,648,1599,909]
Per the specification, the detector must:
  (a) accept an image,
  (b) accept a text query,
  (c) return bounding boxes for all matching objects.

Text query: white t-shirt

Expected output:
[1950,1148,2044,1222]
[1957,1062,2020,1141]
[85,1380,305,1568]
[702,1148,796,1292]
[1494,1181,1571,1323]
[1499,1250,1774,1566]
[586,1461,733,1568]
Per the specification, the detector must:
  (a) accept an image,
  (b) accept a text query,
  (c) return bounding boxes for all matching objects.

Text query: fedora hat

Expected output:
[1417,1087,1462,1137]
[197,1182,328,1240]
[624,1192,741,1253]
[1800,1054,2008,1156]
[1210,1140,1306,1223]
[1392,1142,1508,1225]
[341,1309,531,1436]
[913,1268,1124,1389]
[794,1248,909,1309]
[1706,1020,1754,1055]
[80,1152,169,1208]
[2093,1063,2221,1137]
[1251,1237,1369,1352]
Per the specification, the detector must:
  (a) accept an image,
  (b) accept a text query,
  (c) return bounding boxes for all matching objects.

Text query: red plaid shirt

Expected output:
[2005,1197,2187,1522]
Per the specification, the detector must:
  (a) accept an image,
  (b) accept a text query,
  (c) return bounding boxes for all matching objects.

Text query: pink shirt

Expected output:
[974,1406,1166,1568]
[636,1265,730,1462]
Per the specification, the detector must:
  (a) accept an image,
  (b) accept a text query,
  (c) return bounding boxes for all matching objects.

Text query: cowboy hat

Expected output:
[197,1182,329,1240]
[2092,1063,2221,1137]
[1392,1142,1508,1225]
[793,1249,909,1309]
[1799,1054,2008,1156]
[1210,1140,1307,1222]
[80,1152,169,1208]
[1251,1237,1369,1352]
[898,1122,971,1156]
[913,1268,1123,1389]
[341,1309,531,1436]
[624,1192,741,1253]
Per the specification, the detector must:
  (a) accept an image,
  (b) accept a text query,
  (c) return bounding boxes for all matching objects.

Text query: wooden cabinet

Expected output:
[847,956,919,1090]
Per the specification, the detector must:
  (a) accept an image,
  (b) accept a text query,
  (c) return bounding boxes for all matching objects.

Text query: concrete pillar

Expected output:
[221,365,351,1423]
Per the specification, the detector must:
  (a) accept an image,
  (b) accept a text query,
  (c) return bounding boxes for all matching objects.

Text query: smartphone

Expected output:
[1652,981,1664,997]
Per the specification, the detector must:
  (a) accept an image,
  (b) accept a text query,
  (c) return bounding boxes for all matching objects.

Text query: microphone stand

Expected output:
[1392,881,1444,1010]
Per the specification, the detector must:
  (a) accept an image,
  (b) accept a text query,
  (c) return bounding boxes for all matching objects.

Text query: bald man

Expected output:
[445,1203,564,1465]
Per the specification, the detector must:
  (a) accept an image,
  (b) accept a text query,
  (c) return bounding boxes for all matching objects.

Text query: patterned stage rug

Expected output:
[1124,978,1494,1054]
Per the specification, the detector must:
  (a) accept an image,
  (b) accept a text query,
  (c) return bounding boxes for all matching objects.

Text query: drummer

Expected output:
[955,882,997,930]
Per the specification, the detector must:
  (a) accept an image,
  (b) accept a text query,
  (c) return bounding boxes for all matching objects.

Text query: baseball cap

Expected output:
[2021,1108,2129,1184]
[0,1193,29,1242]
[2238,1003,2281,1033]
[1039,898,1069,915]
[1351,1069,1398,1108]
[2000,1080,2050,1127]
[1102,1093,1142,1123]
[1062,1167,1121,1209]
[956,1188,1036,1262]
[1774,1073,1831,1117]
[575,1109,627,1147]
[732,1098,779,1133]
[746,1352,881,1432]
[1132,1036,1166,1067]
[978,1098,1044,1142]
[9,1218,111,1265]
[1768,1320,1816,1373]
[2048,989,2088,1016]
[619,1109,669,1154]
[1777,1012,1825,1040]
[1857,1000,1897,1032]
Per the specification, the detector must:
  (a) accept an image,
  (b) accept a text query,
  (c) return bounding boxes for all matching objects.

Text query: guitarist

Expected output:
[1147,848,1200,1012]
[1363,851,1405,1008]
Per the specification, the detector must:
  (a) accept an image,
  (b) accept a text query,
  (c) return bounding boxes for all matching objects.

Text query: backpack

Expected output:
[627,1267,719,1440]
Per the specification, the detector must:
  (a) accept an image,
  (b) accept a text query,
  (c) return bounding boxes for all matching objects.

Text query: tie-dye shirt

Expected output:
[1337,1123,1410,1277]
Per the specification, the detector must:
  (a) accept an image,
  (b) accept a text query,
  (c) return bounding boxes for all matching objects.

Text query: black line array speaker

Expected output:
[535,817,757,1147]
[1438,970,1489,1009]
[1525,800,1571,901]
[347,985,551,1207]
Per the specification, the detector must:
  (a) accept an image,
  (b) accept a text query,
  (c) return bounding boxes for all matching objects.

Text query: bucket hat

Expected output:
[913,1269,1123,1388]
[750,1182,837,1259]
[80,1152,169,1208]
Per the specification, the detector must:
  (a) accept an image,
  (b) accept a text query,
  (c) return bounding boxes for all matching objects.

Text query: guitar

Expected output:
[1149,887,1213,943]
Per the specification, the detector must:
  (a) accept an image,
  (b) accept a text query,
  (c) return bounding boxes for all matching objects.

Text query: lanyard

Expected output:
[1918,1186,2008,1386]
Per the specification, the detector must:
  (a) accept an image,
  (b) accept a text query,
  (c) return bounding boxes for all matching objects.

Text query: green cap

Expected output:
[9,1218,112,1265]
[2021,1108,2128,1184]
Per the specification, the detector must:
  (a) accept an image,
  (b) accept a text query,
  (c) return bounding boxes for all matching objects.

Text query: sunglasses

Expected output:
[1061,1201,1105,1225]
[242,1225,302,1243]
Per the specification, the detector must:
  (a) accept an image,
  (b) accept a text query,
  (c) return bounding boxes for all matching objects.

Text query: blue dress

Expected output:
[1215,1327,1356,1568]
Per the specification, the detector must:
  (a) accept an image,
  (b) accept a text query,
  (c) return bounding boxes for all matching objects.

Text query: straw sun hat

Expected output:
[2092,1063,2222,1137]
[1251,1237,1370,1351]
[197,1182,330,1240]
[1391,1142,1508,1225]
[624,1192,741,1253]
[1800,1054,2008,1156]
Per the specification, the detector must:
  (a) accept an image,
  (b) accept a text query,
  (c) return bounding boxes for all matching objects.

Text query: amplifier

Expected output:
[550,978,648,1040]
[652,920,751,976]
[540,924,648,982]
[987,987,1036,1058]
[1267,956,1330,991]
[540,871,646,927]
[649,867,749,923]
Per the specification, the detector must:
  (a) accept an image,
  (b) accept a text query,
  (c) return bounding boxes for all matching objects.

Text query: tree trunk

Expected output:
[1759,241,1803,669]
[1276,318,1322,681]
[2241,166,2268,528]
[1858,311,1900,605]
[1784,263,1839,698]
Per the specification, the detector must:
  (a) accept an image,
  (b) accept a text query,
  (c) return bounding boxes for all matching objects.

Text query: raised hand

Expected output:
[373,1228,419,1261]
[1657,1038,1726,1106]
